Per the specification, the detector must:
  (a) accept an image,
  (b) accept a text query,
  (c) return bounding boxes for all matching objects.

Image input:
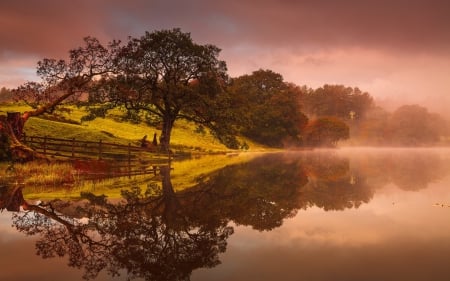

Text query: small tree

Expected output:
[0,87,13,102]
[304,116,349,147]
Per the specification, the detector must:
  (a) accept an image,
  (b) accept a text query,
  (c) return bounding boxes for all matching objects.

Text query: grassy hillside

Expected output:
[1,103,267,152]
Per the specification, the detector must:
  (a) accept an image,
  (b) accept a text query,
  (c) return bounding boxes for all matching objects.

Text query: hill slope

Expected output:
[1,103,266,153]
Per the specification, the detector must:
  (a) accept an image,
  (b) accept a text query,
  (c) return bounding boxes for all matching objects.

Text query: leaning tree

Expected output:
[0,37,118,161]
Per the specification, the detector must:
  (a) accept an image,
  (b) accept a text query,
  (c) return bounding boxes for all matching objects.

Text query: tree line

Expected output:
[1,28,449,161]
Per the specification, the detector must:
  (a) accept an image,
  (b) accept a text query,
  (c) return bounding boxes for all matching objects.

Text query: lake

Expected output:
[1,148,450,281]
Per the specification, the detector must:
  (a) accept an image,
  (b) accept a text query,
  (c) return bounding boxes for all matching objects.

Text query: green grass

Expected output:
[0,103,34,114]
[24,117,123,143]
[0,104,267,152]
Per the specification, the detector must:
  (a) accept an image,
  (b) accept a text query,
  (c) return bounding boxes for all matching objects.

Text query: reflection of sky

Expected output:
[0,226,119,281]
[0,212,126,281]
[193,175,450,281]
[0,212,19,241]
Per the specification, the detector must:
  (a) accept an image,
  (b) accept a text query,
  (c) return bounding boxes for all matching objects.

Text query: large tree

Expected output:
[89,28,237,151]
[2,29,238,161]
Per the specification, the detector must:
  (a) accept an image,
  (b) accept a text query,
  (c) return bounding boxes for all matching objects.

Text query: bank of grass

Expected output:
[1,104,266,152]
[0,161,78,199]
[1,103,268,199]
[0,159,158,199]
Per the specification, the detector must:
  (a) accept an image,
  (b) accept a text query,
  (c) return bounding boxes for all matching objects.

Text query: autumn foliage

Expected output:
[303,116,350,147]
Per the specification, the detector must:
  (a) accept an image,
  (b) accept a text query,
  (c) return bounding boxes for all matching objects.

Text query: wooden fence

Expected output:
[22,135,171,179]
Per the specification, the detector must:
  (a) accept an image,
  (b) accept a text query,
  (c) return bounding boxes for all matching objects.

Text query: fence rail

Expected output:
[22,135,171,179]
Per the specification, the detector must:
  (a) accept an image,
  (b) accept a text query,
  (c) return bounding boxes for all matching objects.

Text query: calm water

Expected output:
[1,148,450,281]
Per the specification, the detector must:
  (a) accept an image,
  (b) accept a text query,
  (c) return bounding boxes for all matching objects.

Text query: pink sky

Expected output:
[1,0,449,115]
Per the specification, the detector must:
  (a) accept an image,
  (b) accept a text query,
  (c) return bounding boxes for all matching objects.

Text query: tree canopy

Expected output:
[1,29,243,161]
[227,69,308,147]
[88,28,237,150]
[303,116,350,147]
[300,84,374,120]
[385,104,444,146]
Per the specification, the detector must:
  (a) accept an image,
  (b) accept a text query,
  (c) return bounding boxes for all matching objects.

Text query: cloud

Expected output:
[2,0,449,56]
[1,0,449,116]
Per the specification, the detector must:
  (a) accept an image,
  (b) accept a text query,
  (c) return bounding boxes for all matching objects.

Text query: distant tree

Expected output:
[227,69,308,147]
[89,28,237,151]
[301,84,374,120]
[385,104,442,145]
[350,106,390,145]
[303,116,350,147]
[0,87,13,102]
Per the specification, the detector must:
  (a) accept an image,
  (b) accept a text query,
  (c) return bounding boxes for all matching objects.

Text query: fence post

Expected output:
[71,138,75,158]
[98,140,102,160]
[128,143,131,179]
[43,136,47,155]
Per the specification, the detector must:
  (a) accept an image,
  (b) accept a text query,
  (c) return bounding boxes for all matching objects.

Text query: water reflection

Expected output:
[1,149,450,280]
[4,168,233,281]
[343,148,447,191]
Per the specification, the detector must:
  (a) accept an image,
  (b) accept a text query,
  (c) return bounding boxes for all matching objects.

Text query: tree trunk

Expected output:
[160,116,176,153]
[0,90,77,162]
[0,115,46,162]
[6,112,25,139]
[0,184,26,212]
[160,165,185,229]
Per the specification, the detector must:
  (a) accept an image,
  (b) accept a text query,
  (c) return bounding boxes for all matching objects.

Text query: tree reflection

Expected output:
[9,168,234,281]
[387,152,445,191]
[3,151,447,280]
[348,150,448,191]
[181,154,309,231]
[176,152,376,230]
[299,152,374,210]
